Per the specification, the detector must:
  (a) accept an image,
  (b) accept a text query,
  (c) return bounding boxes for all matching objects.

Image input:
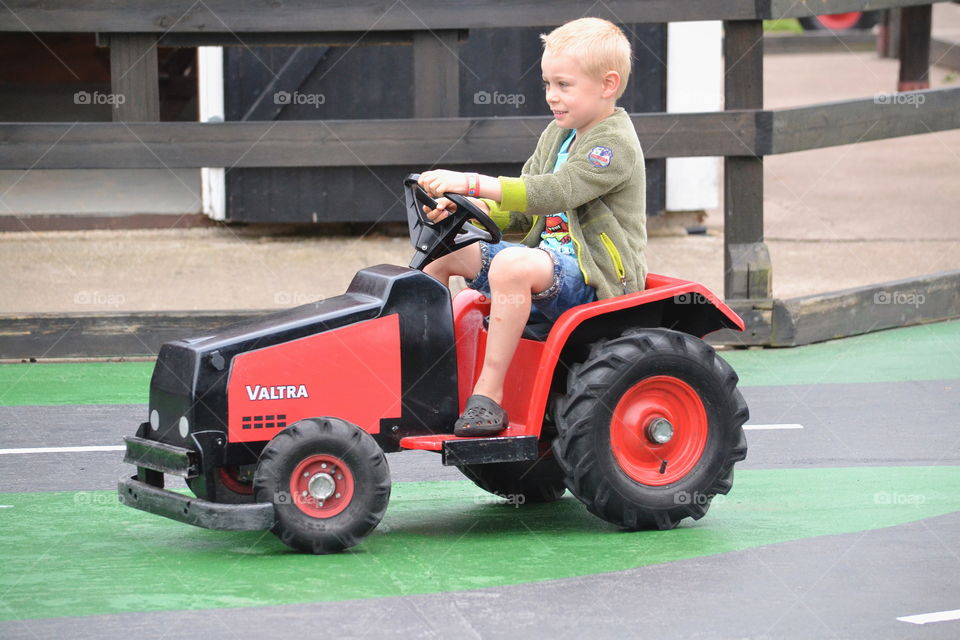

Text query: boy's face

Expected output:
[541,50,617,134]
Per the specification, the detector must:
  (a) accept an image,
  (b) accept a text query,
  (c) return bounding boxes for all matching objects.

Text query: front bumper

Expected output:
[118,476,273,531]
[118,430,273,531]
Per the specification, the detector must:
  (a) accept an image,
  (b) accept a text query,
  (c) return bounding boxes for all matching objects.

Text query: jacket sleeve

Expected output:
[479,125,554,232]
[497,130,637,216]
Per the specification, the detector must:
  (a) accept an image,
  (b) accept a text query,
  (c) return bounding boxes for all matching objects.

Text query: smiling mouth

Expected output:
[553,110,568,117]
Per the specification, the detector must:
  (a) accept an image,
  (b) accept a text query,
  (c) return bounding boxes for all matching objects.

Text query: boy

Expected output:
[418,17,647,437]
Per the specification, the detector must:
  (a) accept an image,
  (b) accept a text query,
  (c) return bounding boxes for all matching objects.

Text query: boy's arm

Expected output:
[419,125,555,231]
[476,134,548,231]
[498,137,638,216]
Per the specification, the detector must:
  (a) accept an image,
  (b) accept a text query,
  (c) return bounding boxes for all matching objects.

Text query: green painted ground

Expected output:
[0,466,957,621]
[0,321,958,407]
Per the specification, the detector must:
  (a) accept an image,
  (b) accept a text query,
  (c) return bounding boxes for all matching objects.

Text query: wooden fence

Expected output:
[1,0,958,350]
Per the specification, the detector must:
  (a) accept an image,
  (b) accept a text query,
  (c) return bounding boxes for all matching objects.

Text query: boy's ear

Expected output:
[601,70,622,99]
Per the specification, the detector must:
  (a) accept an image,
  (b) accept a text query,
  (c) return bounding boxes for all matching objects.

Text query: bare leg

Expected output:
[472,247,554,404]
[423,242,483,283]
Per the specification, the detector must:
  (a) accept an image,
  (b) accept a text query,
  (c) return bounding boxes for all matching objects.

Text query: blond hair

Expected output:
[540,18,632,99]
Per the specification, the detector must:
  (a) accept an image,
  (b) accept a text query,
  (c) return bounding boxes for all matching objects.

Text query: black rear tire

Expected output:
[253,417,391,554]
[552,329,748,531]
[457,445,566,504]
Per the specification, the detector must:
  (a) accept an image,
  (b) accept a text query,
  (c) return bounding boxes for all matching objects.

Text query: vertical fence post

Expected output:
[413,31,461,118]
[898,4,932,91]
[723,20,771,304]
[108,34,160,122]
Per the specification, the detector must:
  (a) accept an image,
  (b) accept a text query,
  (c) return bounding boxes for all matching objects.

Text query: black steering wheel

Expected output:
[404,174,502,271]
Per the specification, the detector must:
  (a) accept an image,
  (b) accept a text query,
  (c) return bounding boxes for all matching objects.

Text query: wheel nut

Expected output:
[646,417,674,444]
[307,472,336,501]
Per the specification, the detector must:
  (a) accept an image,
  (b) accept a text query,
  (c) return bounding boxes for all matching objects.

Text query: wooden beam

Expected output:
[6,0,950,32]
[898,4,932,91]
[768,0,943,20]
[107,33,160,122]
[0,111,761,170]
[0,1,762,32]
[931,38,960,72]
[764,31,876,55]
[769,87,960,154]
[711,269,960,347]
[413,31,460,118]
[723,20,771,301]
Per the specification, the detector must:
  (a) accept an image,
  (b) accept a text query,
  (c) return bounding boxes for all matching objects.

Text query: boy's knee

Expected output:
[488,247,552,286]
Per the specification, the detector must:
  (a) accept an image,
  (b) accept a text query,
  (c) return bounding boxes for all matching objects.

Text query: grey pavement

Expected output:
[2,380,958,492]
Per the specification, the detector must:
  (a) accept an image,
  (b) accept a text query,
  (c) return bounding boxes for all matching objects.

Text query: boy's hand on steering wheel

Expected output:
[419,170,467,198]
[423,197,456,222]
[422,196,489,223]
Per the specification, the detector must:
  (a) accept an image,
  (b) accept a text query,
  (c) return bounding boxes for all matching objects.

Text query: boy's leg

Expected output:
[472,247,554,404]
[423,242,483,283]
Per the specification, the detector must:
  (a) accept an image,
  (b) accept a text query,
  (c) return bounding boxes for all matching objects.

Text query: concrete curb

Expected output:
[709,269,960,347]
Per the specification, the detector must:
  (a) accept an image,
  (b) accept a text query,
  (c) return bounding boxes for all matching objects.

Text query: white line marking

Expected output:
[897,609,960,625]
[743,423,804,430]
[0,445,125,455]
[0,505,13,509]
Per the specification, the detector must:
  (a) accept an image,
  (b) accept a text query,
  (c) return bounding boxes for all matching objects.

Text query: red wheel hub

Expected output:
[816,12,862,30]
[610,375,708,486]
[289,454,355,518]
[219,466,254,495]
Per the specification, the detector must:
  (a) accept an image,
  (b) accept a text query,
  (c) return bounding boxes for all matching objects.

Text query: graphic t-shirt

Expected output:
[539,129,577,256]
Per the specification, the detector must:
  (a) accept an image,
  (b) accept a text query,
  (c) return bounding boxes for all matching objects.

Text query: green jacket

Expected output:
[483,107,647,299]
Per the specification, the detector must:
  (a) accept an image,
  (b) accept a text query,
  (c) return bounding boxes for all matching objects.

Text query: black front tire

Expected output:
[552,329,748,531]
[253,418,391,554]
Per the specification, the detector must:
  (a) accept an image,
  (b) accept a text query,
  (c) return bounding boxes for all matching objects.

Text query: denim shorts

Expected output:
[466,241,598,322]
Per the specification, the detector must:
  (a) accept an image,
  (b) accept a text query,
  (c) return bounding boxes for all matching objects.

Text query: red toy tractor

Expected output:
[119,175,748,553]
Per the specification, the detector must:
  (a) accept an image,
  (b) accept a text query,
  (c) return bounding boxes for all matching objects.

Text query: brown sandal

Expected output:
[454,394,508,437]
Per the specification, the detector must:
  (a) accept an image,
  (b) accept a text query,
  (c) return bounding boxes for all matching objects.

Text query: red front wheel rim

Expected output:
[610,375,708,486]
[289,454,355,518]
[816,12,862,30]
[219,466,254,495]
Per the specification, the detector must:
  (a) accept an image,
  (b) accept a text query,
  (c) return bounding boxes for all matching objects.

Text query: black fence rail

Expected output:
[1,0,958,352]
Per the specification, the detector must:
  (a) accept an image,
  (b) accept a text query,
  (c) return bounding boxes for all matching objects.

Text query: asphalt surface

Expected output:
[2,367,959,638]
[1,378,958,493]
